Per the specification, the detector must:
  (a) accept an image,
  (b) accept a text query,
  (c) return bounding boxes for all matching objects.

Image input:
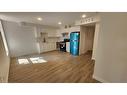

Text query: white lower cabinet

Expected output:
[40,42,56,53]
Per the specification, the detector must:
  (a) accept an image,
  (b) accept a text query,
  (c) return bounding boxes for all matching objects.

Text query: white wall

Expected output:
[3,20,38,57]
[93,13,127,82]
[79,26,86,54]
[92,23,100,60]
[0,27,10,83]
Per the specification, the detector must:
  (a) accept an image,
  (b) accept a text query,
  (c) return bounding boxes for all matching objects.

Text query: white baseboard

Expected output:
[93,75,109,83]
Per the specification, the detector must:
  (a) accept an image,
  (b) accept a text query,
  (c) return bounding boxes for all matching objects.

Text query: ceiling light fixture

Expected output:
[37,17,42,21]
[82,14,86,18]
[58,22,62,25]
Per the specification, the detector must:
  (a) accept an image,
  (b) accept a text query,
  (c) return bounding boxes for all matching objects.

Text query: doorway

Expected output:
[79,24,95,57]
[84,25,95,54]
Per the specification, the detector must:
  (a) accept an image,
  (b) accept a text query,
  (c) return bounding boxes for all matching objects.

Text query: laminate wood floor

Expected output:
[8,51,99,83]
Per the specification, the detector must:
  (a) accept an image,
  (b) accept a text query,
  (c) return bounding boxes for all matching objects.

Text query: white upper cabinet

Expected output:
[56,26,80,38]
[69,26,80,33]
[60,26,80,33]
[56,29,62,37]
[47,31,57,37]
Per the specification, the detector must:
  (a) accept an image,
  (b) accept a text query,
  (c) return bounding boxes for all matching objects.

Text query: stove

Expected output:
[59,41,66,52]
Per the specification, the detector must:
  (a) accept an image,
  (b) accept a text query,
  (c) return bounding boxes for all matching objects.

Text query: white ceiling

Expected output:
[0,12,96,28]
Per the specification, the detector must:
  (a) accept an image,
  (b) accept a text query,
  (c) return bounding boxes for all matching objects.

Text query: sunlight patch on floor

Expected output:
[30,57,47,64]
[18,57,47,64]
[18,59,29,64]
